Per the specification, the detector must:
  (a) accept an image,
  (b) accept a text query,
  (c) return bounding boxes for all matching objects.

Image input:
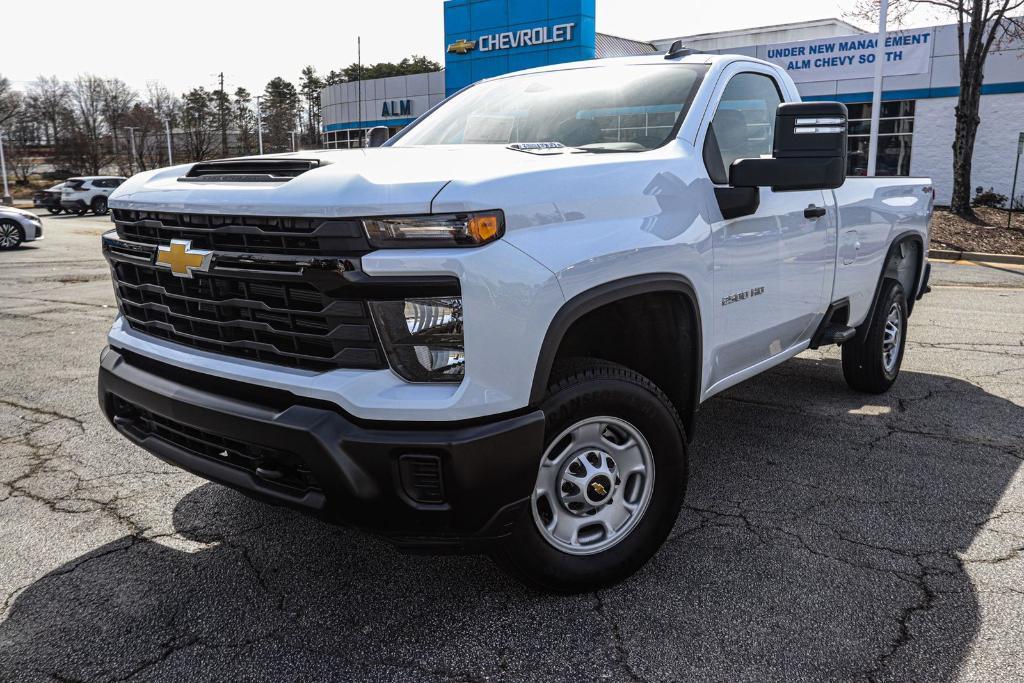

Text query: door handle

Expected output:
[804,205,826,219]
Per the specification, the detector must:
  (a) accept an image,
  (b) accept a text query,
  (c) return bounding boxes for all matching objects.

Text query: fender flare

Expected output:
[528,273,704,428]
[857,230,926,339]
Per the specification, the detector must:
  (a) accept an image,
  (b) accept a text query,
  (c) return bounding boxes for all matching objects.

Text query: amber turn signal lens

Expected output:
[468,214,500,243]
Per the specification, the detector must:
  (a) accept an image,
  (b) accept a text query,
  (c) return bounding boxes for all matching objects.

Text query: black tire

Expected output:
[0,219,24,249]
[92,196,108,215]
[842,280,908,393]
[492,359,688,592]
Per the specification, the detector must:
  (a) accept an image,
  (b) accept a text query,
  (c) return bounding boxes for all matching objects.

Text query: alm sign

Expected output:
[764,30,933,83]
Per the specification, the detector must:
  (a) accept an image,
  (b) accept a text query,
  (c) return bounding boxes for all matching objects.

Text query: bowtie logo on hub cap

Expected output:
[155,239,213,278]
[588,475,612,502]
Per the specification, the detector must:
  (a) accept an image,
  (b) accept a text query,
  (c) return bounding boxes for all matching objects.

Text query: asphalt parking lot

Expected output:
[1,210,1022,681]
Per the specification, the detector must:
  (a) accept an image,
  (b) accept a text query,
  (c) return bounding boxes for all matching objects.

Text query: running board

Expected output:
[818,323,856,345]
[809,298,854,349]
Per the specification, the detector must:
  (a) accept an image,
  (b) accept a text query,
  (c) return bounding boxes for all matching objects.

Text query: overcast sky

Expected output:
[4,0,943,96]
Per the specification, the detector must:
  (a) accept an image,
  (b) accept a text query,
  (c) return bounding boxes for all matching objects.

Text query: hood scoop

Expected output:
[178,158,328,183]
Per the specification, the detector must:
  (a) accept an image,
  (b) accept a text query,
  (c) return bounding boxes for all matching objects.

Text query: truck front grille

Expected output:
[110,259,386,371]
[112,209,372,256]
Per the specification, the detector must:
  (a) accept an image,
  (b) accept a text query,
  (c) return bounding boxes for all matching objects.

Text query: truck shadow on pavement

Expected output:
[1,357,1021,681]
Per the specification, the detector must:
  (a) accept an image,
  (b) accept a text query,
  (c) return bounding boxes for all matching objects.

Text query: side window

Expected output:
[702,72,783,184]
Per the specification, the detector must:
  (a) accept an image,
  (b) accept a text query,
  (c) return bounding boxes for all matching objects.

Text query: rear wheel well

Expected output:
[542,291,700,438]
[882,234,924,315]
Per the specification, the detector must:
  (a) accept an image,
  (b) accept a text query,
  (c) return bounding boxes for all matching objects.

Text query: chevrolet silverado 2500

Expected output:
[98,52,933,591]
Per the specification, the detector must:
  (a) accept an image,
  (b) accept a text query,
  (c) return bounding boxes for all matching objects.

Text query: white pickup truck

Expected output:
[98,51,933,591]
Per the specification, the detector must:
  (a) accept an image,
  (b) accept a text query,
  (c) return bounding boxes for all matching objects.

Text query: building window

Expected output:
[845,100,915,176]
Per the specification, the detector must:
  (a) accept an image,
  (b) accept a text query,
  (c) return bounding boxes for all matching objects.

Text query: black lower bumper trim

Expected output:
[98,347,546,546]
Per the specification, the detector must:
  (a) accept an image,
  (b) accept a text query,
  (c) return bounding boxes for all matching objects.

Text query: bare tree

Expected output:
[145,82,180,167]
[0,75,21,129]
[25,76,71,146]
[101,78,137,155]
[852,0,1024,217]
[4,110,42,183]
[65,75,114,175]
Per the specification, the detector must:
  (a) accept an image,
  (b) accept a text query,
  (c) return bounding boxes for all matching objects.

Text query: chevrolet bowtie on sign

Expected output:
[447,39,476,54]
[155,239,213,278]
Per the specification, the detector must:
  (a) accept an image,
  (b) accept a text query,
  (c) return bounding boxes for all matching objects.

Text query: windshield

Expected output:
[394,64,707,152]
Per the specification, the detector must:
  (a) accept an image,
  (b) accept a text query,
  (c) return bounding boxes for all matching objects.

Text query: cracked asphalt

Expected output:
[1,210,1023,682]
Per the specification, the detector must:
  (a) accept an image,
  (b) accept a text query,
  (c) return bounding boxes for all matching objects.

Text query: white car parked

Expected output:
[61,176,126,215]
[0,206,44,249]
[98,52,933,591]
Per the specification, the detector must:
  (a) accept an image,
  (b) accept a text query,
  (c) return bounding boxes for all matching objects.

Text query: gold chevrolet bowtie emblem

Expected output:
[155,239,212,278]
[447,39,476,54]
[590,481,608,496]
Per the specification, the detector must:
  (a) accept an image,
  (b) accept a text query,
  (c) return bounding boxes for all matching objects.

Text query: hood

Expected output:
[108,146,642,217]
[0,206,40,220]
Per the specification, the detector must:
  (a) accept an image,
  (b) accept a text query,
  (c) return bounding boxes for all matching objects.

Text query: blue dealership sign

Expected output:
[443,0,597,95]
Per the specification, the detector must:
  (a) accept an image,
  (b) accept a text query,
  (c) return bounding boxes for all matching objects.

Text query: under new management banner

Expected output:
[763,29,934,83]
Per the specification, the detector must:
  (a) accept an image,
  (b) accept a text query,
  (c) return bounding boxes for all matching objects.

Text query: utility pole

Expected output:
[0,129,10,206]
[867,0,889,177]
[290,131,298,152]
[125,126,138,175]
[163,118,173,165]
[357,36,363,147]
[218,72,229,156]
[255,95,264,155]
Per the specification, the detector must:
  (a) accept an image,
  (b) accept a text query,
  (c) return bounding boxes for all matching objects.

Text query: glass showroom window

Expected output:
[845,100,915,176]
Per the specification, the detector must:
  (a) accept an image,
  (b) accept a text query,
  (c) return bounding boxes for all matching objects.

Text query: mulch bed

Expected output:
[930,207,1024,256]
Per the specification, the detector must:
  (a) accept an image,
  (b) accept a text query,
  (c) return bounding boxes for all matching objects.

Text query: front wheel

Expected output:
[842,280,908,393]
[0,220,23,249]
[493,359,688,592]
[92,197,108,215]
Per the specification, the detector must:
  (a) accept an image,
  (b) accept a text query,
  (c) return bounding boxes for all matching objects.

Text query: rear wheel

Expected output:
[842,280,908,393]
[0,220,24,249]
[493,359,688,592]
[92,196,108,215]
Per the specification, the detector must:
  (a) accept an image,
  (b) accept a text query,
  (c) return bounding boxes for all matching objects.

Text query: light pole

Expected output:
[161,118,174,165]
[290,130,298,152]
[255,96,264,155]
[866,0,889,177]
[125,126,138,175]
[0,129,10,206]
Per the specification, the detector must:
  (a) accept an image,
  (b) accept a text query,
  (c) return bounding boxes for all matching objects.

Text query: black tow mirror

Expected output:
[729,101,848,192]
[366,126,390,148]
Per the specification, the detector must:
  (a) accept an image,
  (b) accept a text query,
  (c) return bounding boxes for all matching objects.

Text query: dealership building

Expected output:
[320,0,1024,204]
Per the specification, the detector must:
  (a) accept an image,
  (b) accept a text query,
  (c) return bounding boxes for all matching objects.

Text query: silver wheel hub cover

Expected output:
[531,416,655,556]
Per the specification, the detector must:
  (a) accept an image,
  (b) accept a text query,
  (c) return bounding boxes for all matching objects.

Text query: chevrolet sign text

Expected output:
[478,23,575,52]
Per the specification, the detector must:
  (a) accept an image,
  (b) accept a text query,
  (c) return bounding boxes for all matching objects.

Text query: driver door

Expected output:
[702,68,836,389]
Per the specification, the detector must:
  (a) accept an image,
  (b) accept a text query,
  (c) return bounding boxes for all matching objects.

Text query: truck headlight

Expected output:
[369,297,464,382]
[362,211,503,248]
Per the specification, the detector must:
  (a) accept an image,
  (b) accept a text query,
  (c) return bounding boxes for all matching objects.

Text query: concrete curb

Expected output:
[929,248,1024,266]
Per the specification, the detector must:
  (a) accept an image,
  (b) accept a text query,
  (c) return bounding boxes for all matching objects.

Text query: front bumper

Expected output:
[98,346,545,549]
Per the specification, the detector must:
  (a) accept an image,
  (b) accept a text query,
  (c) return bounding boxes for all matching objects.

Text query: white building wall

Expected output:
[911,93,1024,205]
[320,71,447,130]
[651,19,864,52]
